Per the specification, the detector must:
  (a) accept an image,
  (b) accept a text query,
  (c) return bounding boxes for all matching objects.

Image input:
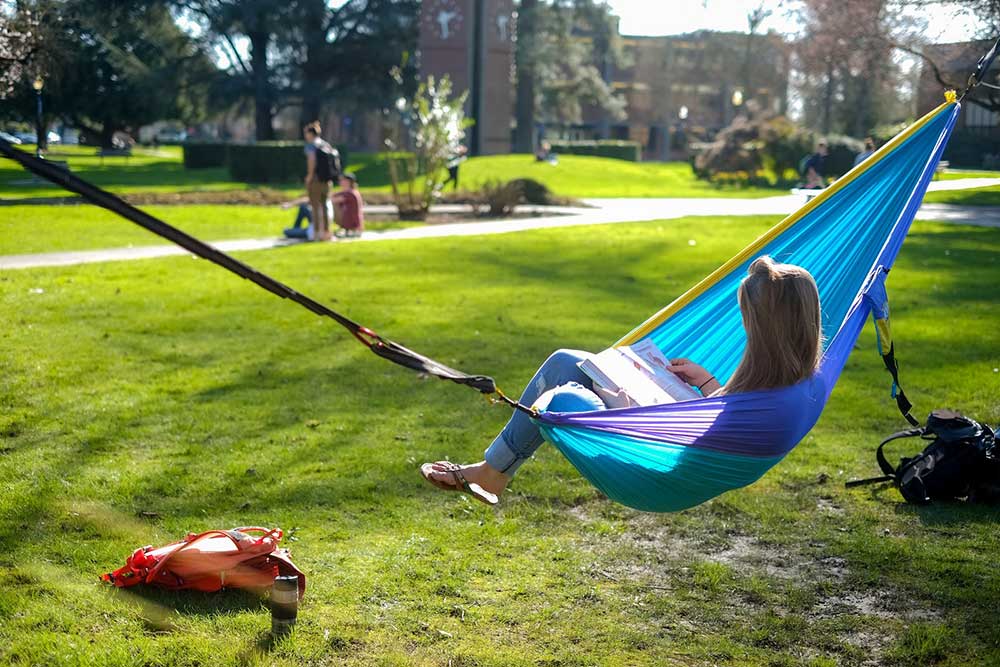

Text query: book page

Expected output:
[618,340,701,401]
[577,349,674,406]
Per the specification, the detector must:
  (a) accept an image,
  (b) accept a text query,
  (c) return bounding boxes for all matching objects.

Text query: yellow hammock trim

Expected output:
[616,100,956,347]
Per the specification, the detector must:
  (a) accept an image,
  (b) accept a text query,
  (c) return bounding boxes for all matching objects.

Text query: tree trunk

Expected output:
[249,29,275,141]
[821,61,834,136]
[513,0,538,153]
[100,122,116,149]
[298,0,326,129]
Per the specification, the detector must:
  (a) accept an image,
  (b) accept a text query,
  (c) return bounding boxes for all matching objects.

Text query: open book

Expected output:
[577,339,701,406]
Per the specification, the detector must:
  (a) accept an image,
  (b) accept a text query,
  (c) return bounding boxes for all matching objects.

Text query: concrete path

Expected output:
[3,180,1000,270]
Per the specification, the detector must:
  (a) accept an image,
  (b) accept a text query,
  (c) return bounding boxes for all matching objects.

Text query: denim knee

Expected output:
[535,382,606,414]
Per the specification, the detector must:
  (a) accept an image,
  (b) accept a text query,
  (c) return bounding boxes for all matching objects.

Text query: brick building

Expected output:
[575,30,790,160]
[418,0,516,155]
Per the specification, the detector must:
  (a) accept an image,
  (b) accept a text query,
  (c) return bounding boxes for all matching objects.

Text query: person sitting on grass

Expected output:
[280,196,332,240]
[332,172,364,238]
[420,256,824,505]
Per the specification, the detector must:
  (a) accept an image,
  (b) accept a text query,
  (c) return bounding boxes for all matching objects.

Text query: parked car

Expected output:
[0,131,21,144]
[155,128,187,143]
[10,130,62,144]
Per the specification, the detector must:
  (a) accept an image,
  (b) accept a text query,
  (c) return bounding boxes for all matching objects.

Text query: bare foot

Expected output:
[421,460,510,498]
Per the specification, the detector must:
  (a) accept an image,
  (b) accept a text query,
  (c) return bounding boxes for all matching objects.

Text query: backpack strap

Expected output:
[876,427,925,476]
[845,427,923,488]
[144,529,247,585]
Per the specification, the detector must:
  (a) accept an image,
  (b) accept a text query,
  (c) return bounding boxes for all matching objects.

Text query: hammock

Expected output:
[534,98,960,511]
[0,76,985,514]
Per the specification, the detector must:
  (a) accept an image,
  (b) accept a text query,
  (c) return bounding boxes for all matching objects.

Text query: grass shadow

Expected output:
[117,584,267,617]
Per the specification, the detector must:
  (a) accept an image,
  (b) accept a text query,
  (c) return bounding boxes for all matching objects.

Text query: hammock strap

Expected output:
[962,35,1000,101]
[864,269,920,427]
[0,138,538,415]
[877,336,920,427]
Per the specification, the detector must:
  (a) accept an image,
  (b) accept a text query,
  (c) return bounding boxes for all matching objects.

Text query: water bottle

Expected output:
[271,574,299,636]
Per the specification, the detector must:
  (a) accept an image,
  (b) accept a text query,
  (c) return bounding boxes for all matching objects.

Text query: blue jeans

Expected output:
[292,203,311,228]
[484,349,606,476]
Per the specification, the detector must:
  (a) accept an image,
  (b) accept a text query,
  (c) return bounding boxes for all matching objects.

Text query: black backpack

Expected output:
[314,142,341,183]
[847,409,1000,504]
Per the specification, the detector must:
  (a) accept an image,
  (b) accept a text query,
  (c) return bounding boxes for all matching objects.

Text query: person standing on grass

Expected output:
[332,172,364,237]
[303,121,340,241]
[441,145,467,191]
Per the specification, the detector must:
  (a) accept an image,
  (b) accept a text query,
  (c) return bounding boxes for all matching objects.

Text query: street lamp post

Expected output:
[32,76,44,158]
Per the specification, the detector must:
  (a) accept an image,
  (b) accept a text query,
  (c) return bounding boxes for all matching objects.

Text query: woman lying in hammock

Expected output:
[420,256,823,505]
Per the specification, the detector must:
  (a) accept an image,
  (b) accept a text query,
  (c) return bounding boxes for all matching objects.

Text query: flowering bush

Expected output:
[384,74,472,220]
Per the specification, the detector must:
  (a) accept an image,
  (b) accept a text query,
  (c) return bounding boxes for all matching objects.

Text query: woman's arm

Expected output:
[669,358,721,395]
[305,153,316,185]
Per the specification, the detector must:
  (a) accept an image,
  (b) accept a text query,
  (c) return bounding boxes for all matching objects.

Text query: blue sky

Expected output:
[606,0,979,43]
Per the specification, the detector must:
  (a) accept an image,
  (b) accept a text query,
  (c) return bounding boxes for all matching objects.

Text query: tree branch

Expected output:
[221,32,251,75]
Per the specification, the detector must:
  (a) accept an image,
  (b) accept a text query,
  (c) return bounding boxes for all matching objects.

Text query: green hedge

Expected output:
[822,134,865,178]
[548,140,641,162]
[942,130,1000,168]
[224,142,350,183]
[182,142,229,169]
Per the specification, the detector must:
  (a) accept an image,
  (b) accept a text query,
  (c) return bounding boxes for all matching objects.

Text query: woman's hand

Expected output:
[669,358,719,393]
[594,386,637,409]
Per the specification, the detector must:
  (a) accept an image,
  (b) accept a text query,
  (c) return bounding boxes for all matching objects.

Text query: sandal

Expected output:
[419,461,499,506]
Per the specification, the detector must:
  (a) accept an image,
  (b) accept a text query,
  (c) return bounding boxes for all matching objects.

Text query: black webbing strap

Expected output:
[0,139,536,414]
[879,341,920,427]
[844,426,923,488]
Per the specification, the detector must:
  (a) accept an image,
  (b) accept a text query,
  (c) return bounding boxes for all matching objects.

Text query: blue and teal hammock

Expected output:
[535,97,960,511]
[0,94,968,514]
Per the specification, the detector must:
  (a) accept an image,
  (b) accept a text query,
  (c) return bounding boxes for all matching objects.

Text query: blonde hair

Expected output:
[724,256,822,394]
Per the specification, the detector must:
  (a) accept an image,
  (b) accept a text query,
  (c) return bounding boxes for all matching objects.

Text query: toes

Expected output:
[420,463,460,489]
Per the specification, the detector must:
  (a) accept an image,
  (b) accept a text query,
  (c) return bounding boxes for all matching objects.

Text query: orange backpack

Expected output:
[102,527,305,598]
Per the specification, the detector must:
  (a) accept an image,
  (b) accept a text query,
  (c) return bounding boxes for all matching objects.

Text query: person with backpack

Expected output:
[302,121,341,242]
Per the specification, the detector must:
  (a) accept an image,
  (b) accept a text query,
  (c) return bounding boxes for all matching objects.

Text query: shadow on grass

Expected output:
[895,501,1000,526]
[117,584,267,618]
[857,483,1000,526]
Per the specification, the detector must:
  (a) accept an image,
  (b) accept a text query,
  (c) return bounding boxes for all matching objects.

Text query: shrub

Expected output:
[475,180,523,217]
[228,142,349,183]
[691,103,866,186]
[870,120,911,146]
[508,178,553,205]
[822,134,865,177]
[758,117,812,181]
[692,115,765,181]
[548,140,641,162]
[182,142,229,169]
[384,73,471,220]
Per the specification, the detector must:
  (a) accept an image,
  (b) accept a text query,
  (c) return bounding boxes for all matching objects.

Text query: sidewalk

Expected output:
[3,182,1000,270]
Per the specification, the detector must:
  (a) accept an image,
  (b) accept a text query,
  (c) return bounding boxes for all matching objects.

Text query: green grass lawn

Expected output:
[2,144,784,201]
[1,216,998,666]
[935,169,1000,180]
[923,185,1000,206]
[0,145,286,200]
[0,205,418,256]
[453,155,784,198]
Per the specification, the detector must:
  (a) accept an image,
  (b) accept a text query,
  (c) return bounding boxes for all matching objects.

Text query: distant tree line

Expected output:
[2,0,991,150]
